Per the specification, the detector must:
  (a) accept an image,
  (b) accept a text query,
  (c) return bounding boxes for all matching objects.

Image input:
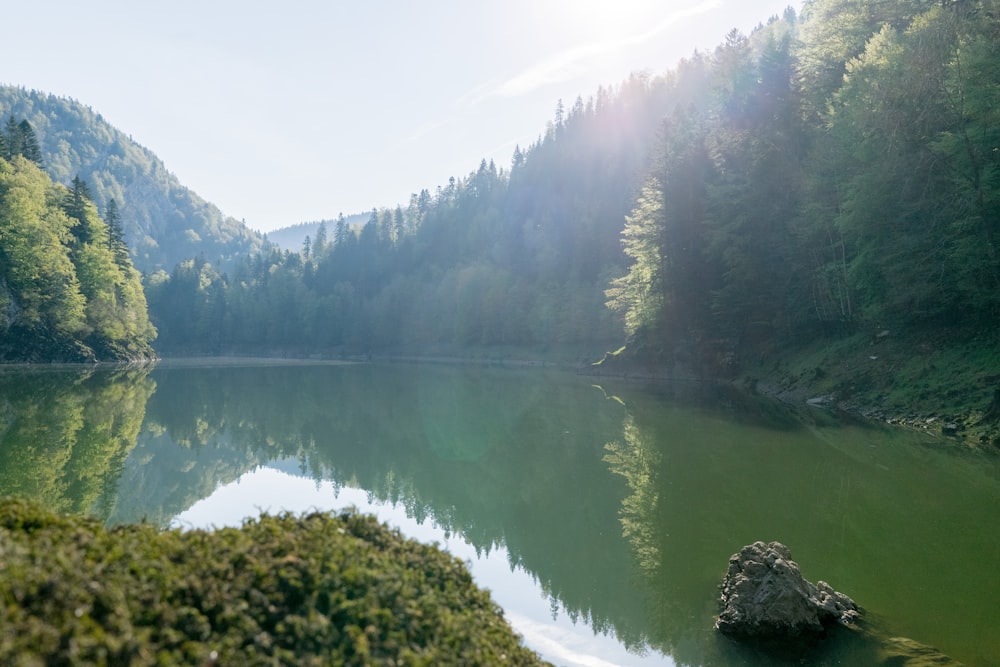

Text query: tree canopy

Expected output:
[143,0,1000,370]
[0,88,262,272]
[608,0,1000,371]
[6,0,980,375]
[0,153,156,361]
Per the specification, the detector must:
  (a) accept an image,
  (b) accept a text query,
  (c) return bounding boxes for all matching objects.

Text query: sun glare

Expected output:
[560,0,718,41]
[565,0,660,38]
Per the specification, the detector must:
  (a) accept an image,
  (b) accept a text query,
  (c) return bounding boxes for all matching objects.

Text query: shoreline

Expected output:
[7,341,996,449]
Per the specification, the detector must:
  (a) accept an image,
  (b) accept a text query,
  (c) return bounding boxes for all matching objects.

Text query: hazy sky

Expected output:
[4,1,796,232]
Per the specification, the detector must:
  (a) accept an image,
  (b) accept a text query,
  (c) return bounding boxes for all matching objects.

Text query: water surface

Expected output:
[1,361,997,665]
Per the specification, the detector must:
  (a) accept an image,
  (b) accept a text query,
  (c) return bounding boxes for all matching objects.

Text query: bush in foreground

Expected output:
[0,499,548,665]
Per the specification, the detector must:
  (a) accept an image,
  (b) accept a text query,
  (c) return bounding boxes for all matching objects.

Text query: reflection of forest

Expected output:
[600,385,839,662]
[602,385,1000,667]
[122,363,664,652]
[11,364,992,664]
[0,367,155,518]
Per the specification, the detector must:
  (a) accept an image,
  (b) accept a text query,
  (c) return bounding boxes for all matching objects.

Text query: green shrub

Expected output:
[0,499,548,666]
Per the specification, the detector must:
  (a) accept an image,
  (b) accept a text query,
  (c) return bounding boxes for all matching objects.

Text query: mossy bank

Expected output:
[590,326,1000,450]
[742,328,1000,449]
[0,500,548,666]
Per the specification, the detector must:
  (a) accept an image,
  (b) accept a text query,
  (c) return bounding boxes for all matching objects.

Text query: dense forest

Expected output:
[2,0,998,393]
[0,119,156,362]
[144,67,677,355]
[263,213,369,251]
[0,87,262,272]
[609,0,1000,373]
[144,0,1000,377]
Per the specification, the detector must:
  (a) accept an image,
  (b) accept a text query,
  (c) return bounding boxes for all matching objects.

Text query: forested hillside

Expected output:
[0,129,156,362]
[147,0,999,380]
[265,213,369,251]
[146,71,669,355]
[609,0,999,376]
[0,87,262,272]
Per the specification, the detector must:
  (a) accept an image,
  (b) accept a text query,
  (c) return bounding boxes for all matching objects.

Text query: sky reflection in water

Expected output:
[172,465,674,667]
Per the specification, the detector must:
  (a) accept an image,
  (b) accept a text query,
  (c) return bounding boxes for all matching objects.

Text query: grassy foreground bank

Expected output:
[0,500,548,666]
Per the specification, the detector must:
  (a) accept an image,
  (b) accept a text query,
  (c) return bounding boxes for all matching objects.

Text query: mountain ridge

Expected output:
[0,85,262,272]
[264,213,370,251]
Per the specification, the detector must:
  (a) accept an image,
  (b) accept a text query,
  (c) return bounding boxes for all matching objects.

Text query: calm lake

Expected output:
[1,360,998,666]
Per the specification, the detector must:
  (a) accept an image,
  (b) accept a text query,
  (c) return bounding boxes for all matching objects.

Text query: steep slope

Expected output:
[0,86,262,272]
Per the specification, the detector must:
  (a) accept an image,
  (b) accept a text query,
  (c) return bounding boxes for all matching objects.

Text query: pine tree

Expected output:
[0,117,43,165]
[105,198,130,267]
[17,120,42,165]
[333,214,351,248]
[2,116,20,159]
[64,176,96,245]
[313,221,328,257]
[511,145,525,171]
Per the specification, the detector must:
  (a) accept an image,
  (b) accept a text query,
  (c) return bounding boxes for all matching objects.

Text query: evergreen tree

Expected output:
[705,27,806,344]
[312,221,328,257]
[511,145,525,170]
[0,117,42,165]
[1,116,21,159]
[17,120,42,165]
[64,175,96,245]
[333,214,350,248]
[392,206,405,244]
[105,198,130,267]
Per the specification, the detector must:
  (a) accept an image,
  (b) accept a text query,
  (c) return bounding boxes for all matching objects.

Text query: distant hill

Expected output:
[264,213,369,251]
[0,86,263,272]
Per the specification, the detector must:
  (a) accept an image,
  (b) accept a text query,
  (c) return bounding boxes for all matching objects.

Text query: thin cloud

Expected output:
[403,117,452,143]
[471,0,721,103]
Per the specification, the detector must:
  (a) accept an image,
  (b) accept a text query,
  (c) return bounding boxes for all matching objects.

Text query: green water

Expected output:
[1,361,997,666]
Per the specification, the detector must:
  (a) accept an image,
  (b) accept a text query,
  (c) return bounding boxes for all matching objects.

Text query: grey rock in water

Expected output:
[716,541,860,638]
